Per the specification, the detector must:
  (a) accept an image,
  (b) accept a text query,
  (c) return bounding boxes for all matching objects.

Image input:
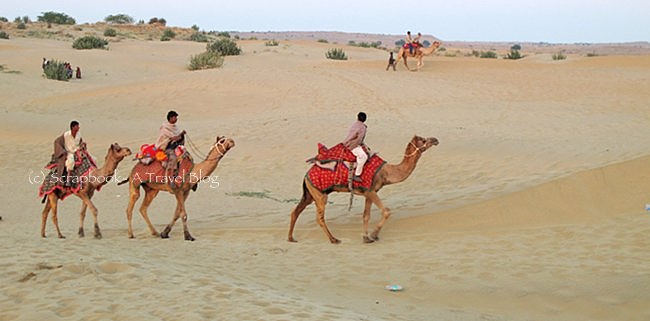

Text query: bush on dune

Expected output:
[43,60,68,81]
[72,36,108,49]
[206,38,241,56]
[188,51,224,70]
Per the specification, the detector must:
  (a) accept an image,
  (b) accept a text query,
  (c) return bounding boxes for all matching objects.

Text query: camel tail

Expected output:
[41,195,47,204]
[117,178,129,186]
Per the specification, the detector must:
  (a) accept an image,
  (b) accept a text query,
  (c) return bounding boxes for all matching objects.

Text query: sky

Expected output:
[3,0,649,43]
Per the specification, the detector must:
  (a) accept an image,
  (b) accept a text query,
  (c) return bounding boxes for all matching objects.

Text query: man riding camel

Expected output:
[51,120,87,185]
[155,110,186,174]
[342,112,368,182]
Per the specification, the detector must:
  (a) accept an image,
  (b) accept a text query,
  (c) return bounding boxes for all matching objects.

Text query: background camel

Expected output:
[123,136,234,241]
[396,41,442,71]
[40,143,132,239]
[288,135,438,243]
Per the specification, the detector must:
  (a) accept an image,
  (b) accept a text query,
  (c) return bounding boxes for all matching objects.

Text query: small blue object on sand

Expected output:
[385,285,403,291]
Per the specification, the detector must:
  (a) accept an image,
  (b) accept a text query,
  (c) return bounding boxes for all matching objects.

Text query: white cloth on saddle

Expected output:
[63,130,82,171]
[155,121,182,150]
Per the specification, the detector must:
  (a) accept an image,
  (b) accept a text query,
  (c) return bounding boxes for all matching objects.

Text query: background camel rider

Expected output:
[342,112,368,182]
[51,120,86,184]
[406,31,414,54]
[412,32,422,53]
[155,110,186,173]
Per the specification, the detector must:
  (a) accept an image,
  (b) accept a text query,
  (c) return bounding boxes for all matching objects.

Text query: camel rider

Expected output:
[51,120,86,185]
[155,110,186,174]
[412,32,422,54]
[342,112,368,182]
[406,31,414,54]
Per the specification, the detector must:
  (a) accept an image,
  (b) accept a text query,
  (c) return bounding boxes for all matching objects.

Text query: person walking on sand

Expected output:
[342,112,368,182]
[386,52,396,71]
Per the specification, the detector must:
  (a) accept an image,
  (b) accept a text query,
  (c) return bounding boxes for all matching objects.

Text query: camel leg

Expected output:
[304,183,339,244]
[40,197,52,238]
[78,191,101,239]
[178,190,194,241]
[160,192,193,241]
[126,183,141,238]
[288,181,314,242]
[367,192,391,241]
[362,197,374,243]
[78,201,88,237]
[48,194,65,239]
[138,187,160,237]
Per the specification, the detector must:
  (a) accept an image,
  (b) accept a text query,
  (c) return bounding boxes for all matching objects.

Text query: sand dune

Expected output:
[1,34,649,320]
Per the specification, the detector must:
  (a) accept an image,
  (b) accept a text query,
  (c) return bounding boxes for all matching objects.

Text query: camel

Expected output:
[395,41,442,71]
[288,135,439,244]
[40,143,132,239]
[123,136,235,241]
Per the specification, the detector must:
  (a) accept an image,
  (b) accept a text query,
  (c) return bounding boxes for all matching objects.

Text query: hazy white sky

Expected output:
[4,0,649,43]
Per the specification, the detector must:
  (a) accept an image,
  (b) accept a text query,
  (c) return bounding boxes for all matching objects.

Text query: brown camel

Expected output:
[123,136,235,241]
[395,41,442,71]
[288,135,439,244]
[40,143,132,239]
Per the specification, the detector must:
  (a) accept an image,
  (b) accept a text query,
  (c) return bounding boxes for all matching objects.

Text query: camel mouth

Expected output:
[428,137,439,146]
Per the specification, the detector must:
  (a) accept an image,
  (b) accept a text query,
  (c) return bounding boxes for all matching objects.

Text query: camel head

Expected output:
[108,143,132,161]
[411,135,439,153]
[212,136,236,156]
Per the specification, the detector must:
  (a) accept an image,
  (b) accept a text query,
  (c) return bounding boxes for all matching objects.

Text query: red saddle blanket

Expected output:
[306,143,386,192]
[38,150,97,200]
[130,156,194,188]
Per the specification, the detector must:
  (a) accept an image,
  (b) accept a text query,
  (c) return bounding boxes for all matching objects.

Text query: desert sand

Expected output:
[1,31,650,321]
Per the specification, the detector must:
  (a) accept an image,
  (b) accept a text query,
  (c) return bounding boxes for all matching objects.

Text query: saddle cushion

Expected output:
[130,155,194,188]
[306,153,386,192]
[38,150,97,200]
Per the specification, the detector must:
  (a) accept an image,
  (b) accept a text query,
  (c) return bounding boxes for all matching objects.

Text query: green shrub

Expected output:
[326,48,347,60]
[191,25,199,31]
[479,50,498,59]
[586,52,599,57]
[43,60,69,81]
[265,39,279,46]
[437,46,447,52]
[162,28,176,39]
[72,36,108,49]
[104,14,134,24]
[471,50,480,57]
[0,17,8,22]
[505,49,523,60]
[206,38,241,56]
[188,50,224,70]
[17,22,26,29]
[511,44,522,51]
[552,52,567,60]
[317,39,328,43]
[38,11,75,25]
[189,32,209,42]
[0,31,9,39]
[104,28,117,37]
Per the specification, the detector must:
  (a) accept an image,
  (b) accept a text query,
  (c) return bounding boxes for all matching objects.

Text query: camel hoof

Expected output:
[78,228,85,238]
[330,238,341,244]
[128,235,135,239]
[160,233,169,239]
[58,235,66,239]
[288,237,297,243]
[94,233,102,240]
[185,236,195,241]
[363,236,375,243]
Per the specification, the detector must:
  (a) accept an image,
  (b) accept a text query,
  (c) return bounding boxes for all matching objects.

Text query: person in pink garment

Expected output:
[342,112,368,182]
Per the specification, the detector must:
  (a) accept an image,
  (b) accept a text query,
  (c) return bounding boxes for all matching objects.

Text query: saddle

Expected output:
[305,143,385,192]
[131,151,194,189]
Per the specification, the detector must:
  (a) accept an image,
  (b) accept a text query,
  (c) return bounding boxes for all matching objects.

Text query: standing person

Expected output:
[386,52,396,71]
[75,66,81,79]
[406,31,414,54]
[342,112,368,182]
[155,110,186,173]
[51,121,86,184]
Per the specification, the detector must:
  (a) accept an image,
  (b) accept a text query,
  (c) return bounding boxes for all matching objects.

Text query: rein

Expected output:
[205,140,227,161]
[404,141,422,158]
